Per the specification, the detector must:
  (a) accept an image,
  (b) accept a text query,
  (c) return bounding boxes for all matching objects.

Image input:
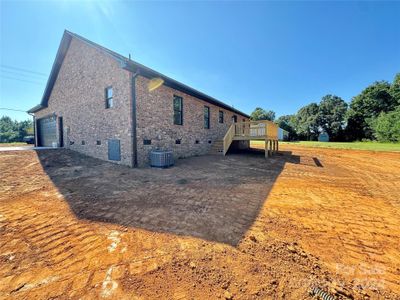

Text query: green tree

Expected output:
[317,94,348,141]
[0,116,33,143]
[0,116,18,142]
[371,106,400,142]
[276,114,297,140]
[390,73,400,105]
[346,81,396,140]
[250,107,275,121]
[17,120,34,140]
[295,103,319,140]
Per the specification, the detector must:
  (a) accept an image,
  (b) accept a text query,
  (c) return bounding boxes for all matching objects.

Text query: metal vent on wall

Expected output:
[108,139,121,161]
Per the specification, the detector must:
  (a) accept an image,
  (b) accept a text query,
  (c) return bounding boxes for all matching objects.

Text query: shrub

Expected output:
[372,106,400,142]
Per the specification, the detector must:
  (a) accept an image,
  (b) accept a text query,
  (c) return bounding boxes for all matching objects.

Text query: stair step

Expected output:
[208,140,224,155]
[209,152,224,155]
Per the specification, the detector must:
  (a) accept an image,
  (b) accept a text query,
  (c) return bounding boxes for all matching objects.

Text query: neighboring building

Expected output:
[278,128,289,141]
[28,31,250,167]
[318,132,330,142]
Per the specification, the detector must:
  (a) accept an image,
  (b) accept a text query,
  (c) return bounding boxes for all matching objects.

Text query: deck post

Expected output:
[276,140,279,152]
[265,139,269,158]
[269,140,273,156]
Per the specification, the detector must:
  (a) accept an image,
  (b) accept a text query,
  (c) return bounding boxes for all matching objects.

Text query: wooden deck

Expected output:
[223,120,279,157]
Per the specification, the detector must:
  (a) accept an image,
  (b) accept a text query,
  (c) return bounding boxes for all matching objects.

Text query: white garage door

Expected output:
[37,116,57,147]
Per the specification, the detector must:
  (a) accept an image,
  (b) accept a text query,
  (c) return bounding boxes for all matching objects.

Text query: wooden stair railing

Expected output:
[222,123,235,155]
[222,121,279,156]
[233,120,279,140]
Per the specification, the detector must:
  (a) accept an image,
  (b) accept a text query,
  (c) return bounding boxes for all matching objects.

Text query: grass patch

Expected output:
[0,142,30,147]
[250,141,400,152]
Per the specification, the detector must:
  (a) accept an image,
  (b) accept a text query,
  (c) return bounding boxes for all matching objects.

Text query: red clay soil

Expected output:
[0,146,399,299]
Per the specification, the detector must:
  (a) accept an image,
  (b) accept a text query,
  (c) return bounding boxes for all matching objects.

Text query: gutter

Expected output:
[27,112,37,147]
[27,104,45,114]
[121,61,250,119]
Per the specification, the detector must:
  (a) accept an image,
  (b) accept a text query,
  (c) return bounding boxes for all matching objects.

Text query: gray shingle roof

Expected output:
[28,30,249,118]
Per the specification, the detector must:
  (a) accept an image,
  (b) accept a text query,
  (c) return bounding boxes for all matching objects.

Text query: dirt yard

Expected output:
[0,146,399,299]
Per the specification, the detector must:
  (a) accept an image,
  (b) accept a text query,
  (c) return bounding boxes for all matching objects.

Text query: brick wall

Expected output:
[34,36,249,168]
[135,75,249,166]
[34,37,133,166]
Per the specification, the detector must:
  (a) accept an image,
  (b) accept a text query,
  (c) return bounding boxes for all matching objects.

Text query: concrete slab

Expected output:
[0,146,58,151]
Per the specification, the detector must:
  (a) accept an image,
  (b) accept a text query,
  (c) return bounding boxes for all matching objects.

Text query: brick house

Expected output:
[28,31,251,167]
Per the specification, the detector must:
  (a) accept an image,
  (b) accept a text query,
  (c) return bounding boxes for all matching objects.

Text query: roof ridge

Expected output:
[29,30,249,118]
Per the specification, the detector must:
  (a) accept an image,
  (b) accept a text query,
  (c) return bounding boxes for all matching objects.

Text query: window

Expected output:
[173,95,183,125]
[175,139,181,144]
[219,111,224,123]
[105,87,113,108]
[232,115,237,123]
[204,106,210,129]
[81,140,85,145]
[96,140,101,145]
[143,139,151,145]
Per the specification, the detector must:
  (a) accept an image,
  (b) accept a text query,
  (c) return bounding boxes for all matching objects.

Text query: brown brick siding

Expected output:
[35,37,133,166]
[135,75,249,167]
[34,36,249,167]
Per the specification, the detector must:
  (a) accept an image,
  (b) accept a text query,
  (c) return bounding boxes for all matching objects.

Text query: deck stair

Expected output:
[221,120,280,158]
[208,140,224,155]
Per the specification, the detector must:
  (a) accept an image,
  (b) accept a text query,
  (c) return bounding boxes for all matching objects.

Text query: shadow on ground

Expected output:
[35,147,308,246]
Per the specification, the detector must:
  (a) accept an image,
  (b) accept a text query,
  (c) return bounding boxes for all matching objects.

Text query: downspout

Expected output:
[130,71,139,168]
[28,112,36,147]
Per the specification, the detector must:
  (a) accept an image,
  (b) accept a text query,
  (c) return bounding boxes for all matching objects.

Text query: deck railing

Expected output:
[223,123,235,155]
[233,120,278,139]
[222,120,279,155]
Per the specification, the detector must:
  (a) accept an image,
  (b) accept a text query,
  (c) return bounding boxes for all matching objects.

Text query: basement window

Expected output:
[143,139,151,145]
[105,86,113,108]
[175,139,181,145]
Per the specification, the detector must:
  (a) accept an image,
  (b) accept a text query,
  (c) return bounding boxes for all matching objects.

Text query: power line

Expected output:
[0,75,44,85]
[0,107,28,113]
[1,64,47,77]
[1,69,47,80]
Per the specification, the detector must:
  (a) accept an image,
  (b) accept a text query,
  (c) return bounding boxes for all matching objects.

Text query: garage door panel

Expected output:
[38,116,57,147]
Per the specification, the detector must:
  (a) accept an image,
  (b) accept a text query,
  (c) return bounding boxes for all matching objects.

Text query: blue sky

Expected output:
[1,1,399,121]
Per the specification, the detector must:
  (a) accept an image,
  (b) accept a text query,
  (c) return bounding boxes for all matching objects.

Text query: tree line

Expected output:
[0,116,33,143]
[250,73,400,142]
[1,74,399,144]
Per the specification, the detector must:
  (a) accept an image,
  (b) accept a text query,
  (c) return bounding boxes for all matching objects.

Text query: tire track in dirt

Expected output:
[1,149,400,299]
[259,146,400,296]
